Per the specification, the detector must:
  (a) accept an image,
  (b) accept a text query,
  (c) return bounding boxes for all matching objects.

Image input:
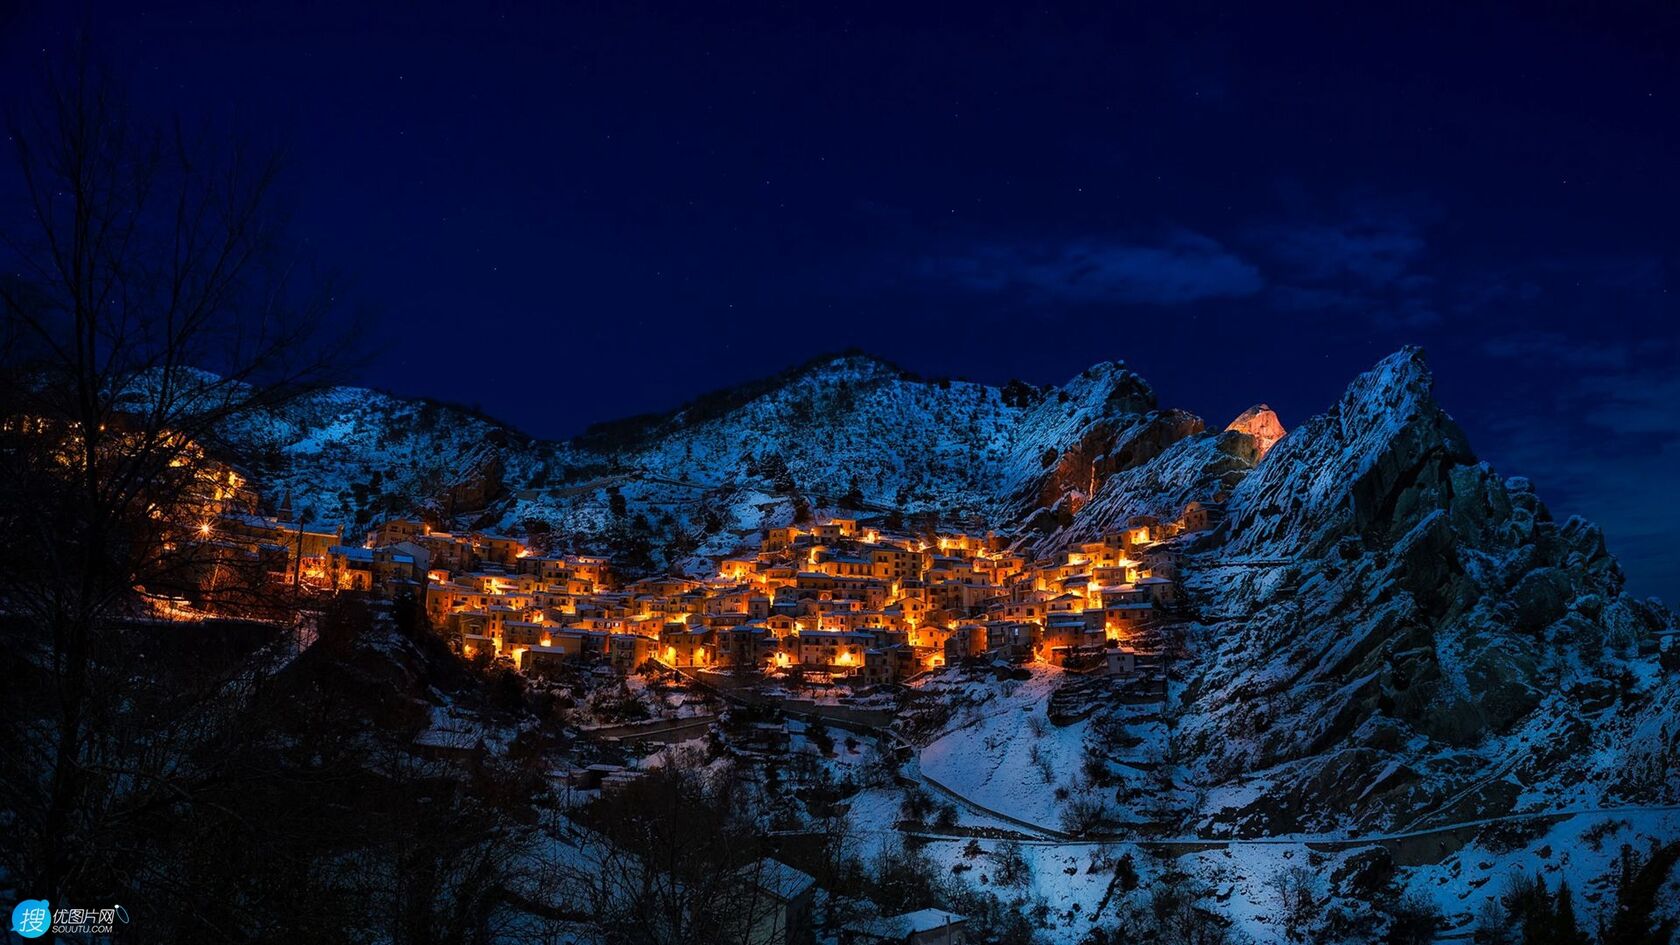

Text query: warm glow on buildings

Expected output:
[221,494,1206,684]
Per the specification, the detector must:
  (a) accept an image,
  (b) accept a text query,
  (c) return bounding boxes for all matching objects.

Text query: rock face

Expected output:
[1025,426,1260,555]
[1159,348,1676,836]
[1030,408,1205,516]
[1220,349,1470,558]
[1225,403,1286,459]
[437,441,505,518]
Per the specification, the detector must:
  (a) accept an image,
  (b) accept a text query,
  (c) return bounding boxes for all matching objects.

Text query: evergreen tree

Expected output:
[1502,872,1555,945]
[760,451,793,492]
[1553,879,1589,945]
[841,475,865,509]
[1601,841,1680,945]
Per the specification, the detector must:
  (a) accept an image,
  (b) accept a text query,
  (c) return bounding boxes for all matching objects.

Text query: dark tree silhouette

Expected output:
[0,43,350,919]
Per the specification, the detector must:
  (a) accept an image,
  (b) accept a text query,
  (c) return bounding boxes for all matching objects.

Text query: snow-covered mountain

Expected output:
[230,346,1679,834]
[227,352,1246,567]
[892,349,1674,940]
[1167,348,1674,832]
[219,347,1679,939]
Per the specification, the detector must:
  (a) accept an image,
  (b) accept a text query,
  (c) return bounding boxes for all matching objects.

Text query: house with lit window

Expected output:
[1180,500,1223,534]
[521,632,586,673]
[795,630,876,672]
[660,624,714,668]
[722,623,777,669]
[942,624,988,664]
[319,544,426,598]
[1135,575,1179,607]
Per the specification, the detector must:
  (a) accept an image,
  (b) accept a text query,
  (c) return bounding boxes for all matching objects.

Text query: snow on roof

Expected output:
[882,908,966,935]
[752,858,816,901]
[222,511,298,530]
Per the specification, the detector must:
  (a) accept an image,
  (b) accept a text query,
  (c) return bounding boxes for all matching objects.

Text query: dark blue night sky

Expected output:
[4,2,1675,602]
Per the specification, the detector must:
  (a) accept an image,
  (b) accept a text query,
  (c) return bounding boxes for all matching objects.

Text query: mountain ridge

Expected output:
[218,347,1671,610]
[1169,348,1674,837]
[226,349,1195,567]
[208,345,1679,938]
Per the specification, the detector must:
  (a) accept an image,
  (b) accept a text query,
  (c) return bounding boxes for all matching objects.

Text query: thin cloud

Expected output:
[921,231,1263,305]
[1251,197,1442,328]
[1580,369,1680,439]
[1483,331,1632,371]
[1260,221,1427,286]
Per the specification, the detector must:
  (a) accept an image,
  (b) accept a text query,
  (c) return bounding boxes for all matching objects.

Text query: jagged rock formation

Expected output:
[437,441,507,519]
[1225,403,1286,458]
[1165,348,1676,836]
[219,385,538,533]
[1025,425,1264,556]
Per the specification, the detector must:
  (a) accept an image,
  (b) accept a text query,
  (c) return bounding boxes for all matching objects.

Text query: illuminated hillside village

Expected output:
[193,469,1218,685]
[5,401,1273,685]
[59,397,1294,694]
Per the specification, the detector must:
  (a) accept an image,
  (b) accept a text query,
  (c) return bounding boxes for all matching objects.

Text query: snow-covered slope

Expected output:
[1167,348,1675,835]
[216,346,1679,940]
[224,349,1679,830]
[901,349,1675,942]
[224,353,1196,565]
[219,385,552,528]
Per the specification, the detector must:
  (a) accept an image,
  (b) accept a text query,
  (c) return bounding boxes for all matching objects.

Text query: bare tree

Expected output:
[551,762,809,945]
[1267,863,1321,942]
[0,41,351,916]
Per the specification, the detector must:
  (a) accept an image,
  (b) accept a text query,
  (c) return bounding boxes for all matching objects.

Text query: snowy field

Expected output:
[916,669,1097,834]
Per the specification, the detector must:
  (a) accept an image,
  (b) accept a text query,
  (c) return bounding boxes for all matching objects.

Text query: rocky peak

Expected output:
[1222,347,1475,558]
[1057,360,1158,416]
[1225,404,1287,459]
[791,351,905,383]
[1172,346,1675,838]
